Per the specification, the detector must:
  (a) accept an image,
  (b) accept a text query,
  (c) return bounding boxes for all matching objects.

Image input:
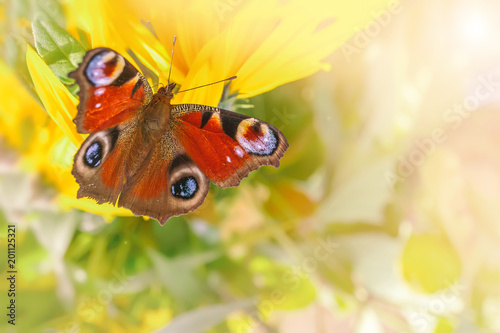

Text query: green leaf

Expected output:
[32,17,86,94]
[75,28,92,51]
[0,0,65,103]
[148,249,220,306]
[50,136,77,169]
[34,0,66,27]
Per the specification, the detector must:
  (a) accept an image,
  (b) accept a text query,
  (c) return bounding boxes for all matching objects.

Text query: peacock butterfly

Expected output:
[69,48,288,224]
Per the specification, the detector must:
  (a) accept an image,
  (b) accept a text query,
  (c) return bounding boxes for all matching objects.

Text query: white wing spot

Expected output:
[234,146,245,158]
[94,87,106,96]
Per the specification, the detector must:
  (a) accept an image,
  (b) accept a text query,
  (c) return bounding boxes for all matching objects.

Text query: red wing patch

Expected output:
[100,145,127,189]
[176,119,249,183]
[126,154,169,200]
[82,80,146,132]
[69,48,152,134]
[173,107,288,188]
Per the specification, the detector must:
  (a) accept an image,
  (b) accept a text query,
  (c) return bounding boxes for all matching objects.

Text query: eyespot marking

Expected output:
[235,119,278,156]
[85,51,125,87]
[222,114,247,139]
[84,141,103,168]
[171,176,198,199]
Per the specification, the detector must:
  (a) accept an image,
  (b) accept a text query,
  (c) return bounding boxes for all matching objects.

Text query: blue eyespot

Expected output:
[84,142,102,168]
[85,51,121,86]
[171,176,198,199]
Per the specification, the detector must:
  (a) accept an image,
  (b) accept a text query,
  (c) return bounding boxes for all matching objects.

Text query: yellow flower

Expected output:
[0,59,72,193]
[26,0,397,220]
[64,0,396,105]
[0,59,47,151]
[63,0,171,82]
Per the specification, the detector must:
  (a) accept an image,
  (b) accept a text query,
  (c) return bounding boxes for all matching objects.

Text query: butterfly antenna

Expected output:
[176,76,237,94]
[167,36,176,86]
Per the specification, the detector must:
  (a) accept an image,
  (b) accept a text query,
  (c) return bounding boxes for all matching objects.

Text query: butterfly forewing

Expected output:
[69,48,152,133]
[70,48,288,224]
[172,105,289,188]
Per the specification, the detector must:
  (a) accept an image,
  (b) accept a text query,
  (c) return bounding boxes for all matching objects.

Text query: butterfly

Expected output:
[69,48,289,224]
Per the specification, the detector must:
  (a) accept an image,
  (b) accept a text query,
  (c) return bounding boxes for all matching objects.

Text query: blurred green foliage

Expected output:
[2,0,500,332]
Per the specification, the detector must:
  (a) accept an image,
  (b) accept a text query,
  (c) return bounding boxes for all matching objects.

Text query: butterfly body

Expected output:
[70,48,288,224]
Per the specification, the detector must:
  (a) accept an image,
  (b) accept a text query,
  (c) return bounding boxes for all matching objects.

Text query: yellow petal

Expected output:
[59,194,135,222]
[119,0,400,101]
[26,46,84,146]
[0,59,47,150]
[64,0,177,82]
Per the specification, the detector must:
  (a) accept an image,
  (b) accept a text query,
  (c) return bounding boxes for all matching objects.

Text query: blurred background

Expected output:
[2,0,500,332]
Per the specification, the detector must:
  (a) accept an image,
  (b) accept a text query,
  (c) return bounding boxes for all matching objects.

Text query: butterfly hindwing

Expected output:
[73,121,210,224]
[69,48,153,133]
[172,104,289,188]
[117,140,210,223]
[72,123,134,205]
[71,47,289,224]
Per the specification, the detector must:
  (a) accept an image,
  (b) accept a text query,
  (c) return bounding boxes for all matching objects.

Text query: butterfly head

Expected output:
[157,82,177,97]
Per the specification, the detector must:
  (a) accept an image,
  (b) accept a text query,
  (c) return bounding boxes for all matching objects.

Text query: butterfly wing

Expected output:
[71,48,288,224]
[70,47,153,209]
[172,104,289,188]
[71,49,210,223]
[69,48,153,133]
[117,133,210,223]
[72,120,139,205]
[72,120,210,224]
